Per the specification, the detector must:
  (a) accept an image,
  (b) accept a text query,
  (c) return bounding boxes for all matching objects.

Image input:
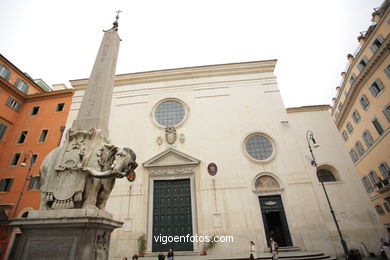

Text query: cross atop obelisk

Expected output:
[71,12,121,137]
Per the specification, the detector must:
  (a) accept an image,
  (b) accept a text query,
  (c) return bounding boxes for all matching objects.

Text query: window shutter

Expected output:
[377,35,384,43]
[369,44,378,53]
[369,85,376,96]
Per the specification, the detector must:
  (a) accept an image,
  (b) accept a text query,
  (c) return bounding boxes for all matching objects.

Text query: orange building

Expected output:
[0,54,74,258]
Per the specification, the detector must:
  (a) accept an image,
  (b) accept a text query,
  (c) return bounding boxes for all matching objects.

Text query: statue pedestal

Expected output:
[9,209,122,260]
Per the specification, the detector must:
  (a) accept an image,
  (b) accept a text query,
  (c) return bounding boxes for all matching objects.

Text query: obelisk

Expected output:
[71,20,120,137]
[9,13,135,260]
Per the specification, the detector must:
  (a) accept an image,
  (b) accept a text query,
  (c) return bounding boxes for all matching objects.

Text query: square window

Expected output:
[370,36,384,53]
[56,103,65,112]
[0,64,11,81]
[0,178,13,192]
[30,154,38,165]
[358,57,368,71]
[361,176,373,193]
[346,122,353,134]
[17,131,28,144]
[31,106,40,115]
[359,95,369,110]
[0,122,7,141]
[10,153,21,166]
[39,129,48,142]
[342,131,348,141]
[372,118,384,135]
[355,141,365,156]
[379,162,390,179]
[6,97,22,112]
[369,79,384,97]
[352,110,361,123]
[349,74,356,85]
[14,79,29,94]
[28,176,41,190]
[349,149,358,163]
[384,104,390,123]
[362,130,374,148]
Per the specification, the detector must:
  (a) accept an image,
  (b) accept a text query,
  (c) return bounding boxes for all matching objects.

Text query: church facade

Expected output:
[67,60,385,257]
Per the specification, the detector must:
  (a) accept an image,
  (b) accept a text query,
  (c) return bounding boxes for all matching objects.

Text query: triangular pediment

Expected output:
[143,148,200,168]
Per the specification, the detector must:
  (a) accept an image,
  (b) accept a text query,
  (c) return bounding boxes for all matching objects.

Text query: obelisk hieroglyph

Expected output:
[71,26,120,137]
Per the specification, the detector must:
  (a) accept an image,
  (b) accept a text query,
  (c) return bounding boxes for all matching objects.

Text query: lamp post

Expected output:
[306,130,349,258]
[13,151,34,218]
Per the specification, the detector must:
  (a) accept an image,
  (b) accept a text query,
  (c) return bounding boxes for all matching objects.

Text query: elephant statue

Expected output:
[39,128,137,210]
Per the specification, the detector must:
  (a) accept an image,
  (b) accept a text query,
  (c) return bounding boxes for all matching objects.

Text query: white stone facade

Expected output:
[67,60,386,258]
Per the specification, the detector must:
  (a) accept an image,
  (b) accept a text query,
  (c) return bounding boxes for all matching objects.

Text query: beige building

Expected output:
[66,60,385,258]
[331,0,390,230]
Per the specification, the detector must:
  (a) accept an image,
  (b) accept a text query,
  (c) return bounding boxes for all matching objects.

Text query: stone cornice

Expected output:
[286,105,331,113]
[335,38,390,129]
[70,60,278,90]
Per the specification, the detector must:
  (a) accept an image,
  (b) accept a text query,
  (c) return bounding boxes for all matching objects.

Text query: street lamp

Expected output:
[306,130,349,258]
[13,151,34,218]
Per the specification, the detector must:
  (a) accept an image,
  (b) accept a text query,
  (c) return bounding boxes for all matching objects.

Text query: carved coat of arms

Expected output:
[165,126,177,144]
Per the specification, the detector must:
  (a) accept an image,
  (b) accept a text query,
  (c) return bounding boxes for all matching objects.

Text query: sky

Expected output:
[0,0,384,108]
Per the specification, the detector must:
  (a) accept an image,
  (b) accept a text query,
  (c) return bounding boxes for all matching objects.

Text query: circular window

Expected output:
[245,134,274,161]
[154,100,186,127]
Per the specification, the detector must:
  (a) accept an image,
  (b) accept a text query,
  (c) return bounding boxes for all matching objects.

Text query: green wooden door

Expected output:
[152,179,193,252]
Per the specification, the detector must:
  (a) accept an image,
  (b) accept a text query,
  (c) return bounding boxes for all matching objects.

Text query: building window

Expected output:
[10,153,21,166]
[38,129,48,143]
[355,141,365,156]
[351,110,361,123]
[369,79,384,97]
[346,122,353,134]
[0,64,11,81]
[14,79,29,94]
[357,56,368,71]
[30,154,38,165]
[0,178,13,192]
[6,97,22,112]
[317,169,336,182]
[375,205,385,215]
[384,202,390,212]
[342,130,348,141]
[359,95,370,110]
[349,148,358,163]
[383,104,390,123]
[17,131,28,144]
[245,134,274,161]
[362,176,373,193]
[31,106,40,115]
[379,162,390,179]
[362,130,374,148]
[372,118,384,135]
[369,170,382,185]
[154,100,186,127]
[370,35,384,53]
[385,64,390,79]
[28,176,41,190]
[56,103,65,112]
[338,102,343,111]
[349,73,356,85]
[0,122,7,141]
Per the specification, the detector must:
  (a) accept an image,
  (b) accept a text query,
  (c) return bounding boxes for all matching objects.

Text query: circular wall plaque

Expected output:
[207,163,218,176]
[127,172,136,182]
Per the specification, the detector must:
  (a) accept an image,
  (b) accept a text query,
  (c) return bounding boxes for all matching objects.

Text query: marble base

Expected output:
[10,209,122,260]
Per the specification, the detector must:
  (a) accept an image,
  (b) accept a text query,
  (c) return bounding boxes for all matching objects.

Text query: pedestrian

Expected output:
[270,237,279,260]
[249,241,256,260]
[158,252,165,260]
[132,255,138,260]
[122,257,128,260]
[167,248,174,260]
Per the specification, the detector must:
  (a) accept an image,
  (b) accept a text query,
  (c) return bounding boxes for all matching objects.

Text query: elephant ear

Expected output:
[98,144,119,169]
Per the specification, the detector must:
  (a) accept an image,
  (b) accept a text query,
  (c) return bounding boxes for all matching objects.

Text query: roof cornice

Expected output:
[286,105,331,113]
[335,37,390,129]
[70,60,278,90]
